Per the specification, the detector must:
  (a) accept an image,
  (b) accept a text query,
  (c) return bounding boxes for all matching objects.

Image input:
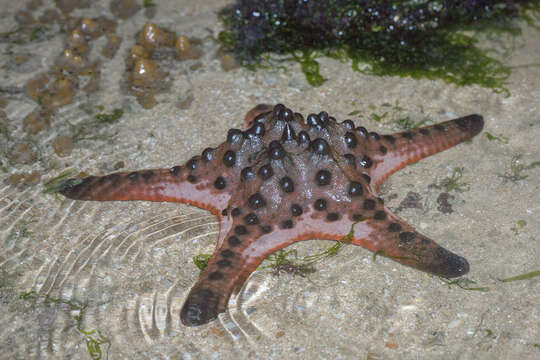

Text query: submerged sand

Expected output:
[0,1,538,359]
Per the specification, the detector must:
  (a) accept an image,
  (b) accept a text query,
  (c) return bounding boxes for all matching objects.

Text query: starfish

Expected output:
[59,104,484,326]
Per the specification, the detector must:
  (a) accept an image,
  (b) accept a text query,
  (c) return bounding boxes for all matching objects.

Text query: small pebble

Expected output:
[52,135,74,157]
[9,143,38,165]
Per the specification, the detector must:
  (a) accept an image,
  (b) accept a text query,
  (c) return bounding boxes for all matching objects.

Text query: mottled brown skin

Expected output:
[60,104,484,326]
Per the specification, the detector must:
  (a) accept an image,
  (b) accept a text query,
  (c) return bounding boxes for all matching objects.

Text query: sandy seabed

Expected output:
[0,1,538,359]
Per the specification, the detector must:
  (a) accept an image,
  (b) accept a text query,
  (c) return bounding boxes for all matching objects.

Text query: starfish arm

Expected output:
[368,114,484,191]
[58,167,232,215]
[59,107,279,214]
[350,207,469,278]
[180,213,355,326]
[180,218,271,326]
[180,204,470,326]
[180,251,265,327]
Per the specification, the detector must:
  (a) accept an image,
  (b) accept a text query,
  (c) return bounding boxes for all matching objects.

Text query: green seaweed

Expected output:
[0,28,21,42]
[498,269,540,282]
[30,26,48,42]
[264,242,343,276]
[510,219,527,235]
[66,108,123,143]
[520,1,540,29]
[441,269,539,291]
[291,50,324,86]
[0,269,15,289]
[20,291,110,360]
[391,114,425,131]
[264,249,317,276]
[93,108,123,124]
[41,157,62,172]
[370,101,426,130]
[5,218,34,245]
[369,111,388,123]
[422,331,446,347]
[485,131,510,143]
[440,277,490,292]
[499,154,540,182]
[0,23,54,44]
[193,253,212,272]
[262,223,358,275]
[348,32,511,95]
[440,167,470,193]
[43,170,81,194]
[0,121,11,140]
[143,0,155,8]
[218,1,540,93]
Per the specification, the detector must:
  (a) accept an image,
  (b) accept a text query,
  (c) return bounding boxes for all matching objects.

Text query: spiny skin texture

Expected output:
[60,104,484,326]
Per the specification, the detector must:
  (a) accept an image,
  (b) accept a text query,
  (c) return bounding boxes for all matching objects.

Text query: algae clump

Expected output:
[219,0,540,92]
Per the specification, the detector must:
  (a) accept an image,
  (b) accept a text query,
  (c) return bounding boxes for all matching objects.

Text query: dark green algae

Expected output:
[219,0,540,92]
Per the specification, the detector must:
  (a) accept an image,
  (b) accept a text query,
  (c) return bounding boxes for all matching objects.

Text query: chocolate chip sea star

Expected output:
[60,104,484,326]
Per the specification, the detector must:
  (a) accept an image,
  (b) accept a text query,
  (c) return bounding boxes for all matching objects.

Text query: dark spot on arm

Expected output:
[169,166,181,176]
[363,199,376,210]
[326,212,340,221]
[291,204,303,216]
[228,236,241,246]
[398,231,416,243]
[223,150,236,167]
[388,222,402,232]
[315,170,332,186]
[127,172,139,181]
[209,271,224,280]
[214,176,226,189]
[314,198,327,211]
[280,219,294,229]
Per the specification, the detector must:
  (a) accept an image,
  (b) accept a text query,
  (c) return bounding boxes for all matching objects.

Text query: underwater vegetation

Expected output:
[219,0,540,91]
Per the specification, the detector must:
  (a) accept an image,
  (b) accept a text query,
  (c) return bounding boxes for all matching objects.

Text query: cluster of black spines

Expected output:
[304,110,360,210]
[208,103,303,195]
[248,104,352,230]
[195,103,433,244]
[250,105,389,228]
[197,113,270,191]
[271,104,307,148]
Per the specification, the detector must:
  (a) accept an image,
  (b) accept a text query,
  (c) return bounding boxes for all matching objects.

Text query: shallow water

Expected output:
[1,1,539,359]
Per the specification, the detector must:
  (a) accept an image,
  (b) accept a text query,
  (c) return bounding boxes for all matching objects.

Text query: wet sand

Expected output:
[0,1,538,359]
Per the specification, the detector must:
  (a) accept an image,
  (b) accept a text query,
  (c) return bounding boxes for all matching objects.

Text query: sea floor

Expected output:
[0,1,539,359]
